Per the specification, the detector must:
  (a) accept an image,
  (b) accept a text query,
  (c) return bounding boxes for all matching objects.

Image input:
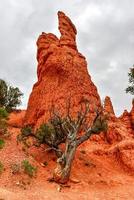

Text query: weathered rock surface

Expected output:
[120,100,134,133]
[104,96,115,116]
[8,110,26,128]
[104,97,134,144]
[92,97,134,144]
[24,11,101,128]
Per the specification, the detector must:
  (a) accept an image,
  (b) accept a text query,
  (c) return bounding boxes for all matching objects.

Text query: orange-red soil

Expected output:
[0,127,134,200]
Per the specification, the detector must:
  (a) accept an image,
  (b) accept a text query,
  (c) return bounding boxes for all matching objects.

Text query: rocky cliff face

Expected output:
[24,11,101,128]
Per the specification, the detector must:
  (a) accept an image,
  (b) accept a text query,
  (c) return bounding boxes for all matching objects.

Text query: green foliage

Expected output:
[21,126,33,137]
[126,66,134,95]
[0,108,8,119]
[0,108,8,136]
[17,126,33,148]
[36,123,55,145]
[17,126,32,142]
[35,119,67,148]
[0,161,4,174]
[0,79,23,112]
[6,86,23,112]
[21,160,37,177]
[0,80,8,107]
[0,139,5,149]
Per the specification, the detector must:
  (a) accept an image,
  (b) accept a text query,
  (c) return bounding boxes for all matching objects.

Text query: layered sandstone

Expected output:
[24,11,101,128]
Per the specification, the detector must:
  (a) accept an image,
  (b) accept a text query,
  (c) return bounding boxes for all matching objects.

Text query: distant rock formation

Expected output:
[104,98,134,144]
[120,100,134,133]
[24,11,101,128]
[104,96,115,116]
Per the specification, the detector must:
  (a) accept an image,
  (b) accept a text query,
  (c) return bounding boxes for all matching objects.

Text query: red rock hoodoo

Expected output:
[24,11,101,128]
[104,96,115,116]
[120,100,134,133]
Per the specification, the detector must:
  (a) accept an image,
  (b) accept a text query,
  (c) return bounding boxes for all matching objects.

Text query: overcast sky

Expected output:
[0,0,134,116]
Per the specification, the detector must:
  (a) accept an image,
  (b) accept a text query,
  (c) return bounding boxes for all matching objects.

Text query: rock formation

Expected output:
[102,97,134,144]
[120,100,134,133]
[24,10,134,147]
[24,11,101,128]
[104,96,115,116]
[90,96,134,144]
[18,10,134,178]
[8,110,26,128]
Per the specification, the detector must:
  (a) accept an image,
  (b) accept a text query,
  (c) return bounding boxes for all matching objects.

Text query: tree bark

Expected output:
[53,139,77,184]
[53,129,97,183]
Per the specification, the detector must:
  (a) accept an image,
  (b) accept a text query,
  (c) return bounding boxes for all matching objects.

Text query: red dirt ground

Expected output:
[0,126,134,200]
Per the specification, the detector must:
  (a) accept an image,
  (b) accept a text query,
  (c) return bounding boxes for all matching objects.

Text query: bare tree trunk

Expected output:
[53,138,77,184]
[53,129,97,183]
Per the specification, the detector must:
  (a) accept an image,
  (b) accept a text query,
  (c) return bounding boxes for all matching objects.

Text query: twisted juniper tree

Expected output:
[19,99,107,184]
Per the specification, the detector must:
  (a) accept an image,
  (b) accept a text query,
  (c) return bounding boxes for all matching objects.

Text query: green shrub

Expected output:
[0,139,5,149]
[0,161,4,174]
[35,122,65,147]
[0,79,23,112]
[36,123,55,144]
[0,108,8,136]
[17,126,33,148]
[21,126,33,137]
[0,108,8,119]
[21,160,37,177]
[0,121,7,135]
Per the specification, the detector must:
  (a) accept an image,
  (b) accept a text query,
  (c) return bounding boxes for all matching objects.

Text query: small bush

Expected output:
[36,123,55,144]
[0,139,5,149]
[21,160,37,177]
[0,161,4,174]
[35,122,64,147]
[0,108,8,119]
[0,108,8,136]
[21,126,33,137]
[17,126,34,148]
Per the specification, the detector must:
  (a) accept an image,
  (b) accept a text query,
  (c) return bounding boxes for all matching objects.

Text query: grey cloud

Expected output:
[0,0,133,116]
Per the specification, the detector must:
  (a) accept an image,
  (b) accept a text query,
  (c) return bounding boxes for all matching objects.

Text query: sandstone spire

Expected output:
[58,11,77,50]
[104,96,115,116]
[24,11,101,128]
